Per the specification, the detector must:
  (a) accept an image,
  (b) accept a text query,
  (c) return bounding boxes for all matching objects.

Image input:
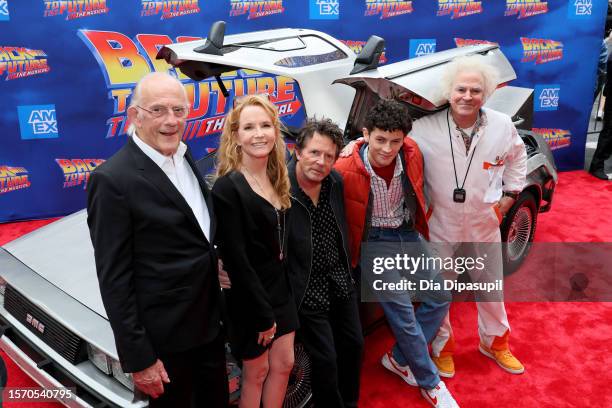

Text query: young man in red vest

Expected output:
[334,99,458,408]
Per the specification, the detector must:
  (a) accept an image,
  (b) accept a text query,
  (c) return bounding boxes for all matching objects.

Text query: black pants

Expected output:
[298,291,364,408]
[149,334,228,408]
[592,60,612,171]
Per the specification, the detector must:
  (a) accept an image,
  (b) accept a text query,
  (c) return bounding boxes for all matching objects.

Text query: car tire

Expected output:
[500,191,538,274]
[283,343,312,408]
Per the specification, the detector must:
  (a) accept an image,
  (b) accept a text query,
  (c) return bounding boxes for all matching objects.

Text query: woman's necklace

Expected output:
[275,208,285,261]
[242,167,285,261]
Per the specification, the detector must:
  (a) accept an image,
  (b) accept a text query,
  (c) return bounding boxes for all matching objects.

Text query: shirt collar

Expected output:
[363,145,403,178]
[298,176,331,209]
[449,108,488,133]
[132,132,187,168]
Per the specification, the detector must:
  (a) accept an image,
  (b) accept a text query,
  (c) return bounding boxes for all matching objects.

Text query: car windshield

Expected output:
[229,35,348,67]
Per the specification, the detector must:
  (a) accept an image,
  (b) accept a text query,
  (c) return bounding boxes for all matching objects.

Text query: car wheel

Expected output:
[501,191,537,274]
[283,343,312,408]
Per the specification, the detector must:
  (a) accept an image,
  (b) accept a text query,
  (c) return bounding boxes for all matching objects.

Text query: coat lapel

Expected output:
[127,138,204,238]
[185,148,215,243]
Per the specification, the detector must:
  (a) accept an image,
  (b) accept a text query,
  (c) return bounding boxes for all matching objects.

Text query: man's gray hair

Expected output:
[127,72,188,135]
[440,55,500,102]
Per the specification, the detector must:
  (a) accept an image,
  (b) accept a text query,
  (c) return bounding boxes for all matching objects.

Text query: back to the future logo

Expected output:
[521,37,563,65]
[140,0,200,19]
[534,84,560,111]
[56,159,105,189]
[364,0,413,19]
[532,128,571,151]
[230,0,284,19]
[437,0,482,19]
[505,0,547,19]
[0,166,31,194]
[43,0,109,20]
[0,47,50,81]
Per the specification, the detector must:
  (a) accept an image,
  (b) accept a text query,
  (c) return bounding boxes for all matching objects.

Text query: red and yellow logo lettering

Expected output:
[0,166,31,194]
[505,0,548,19]
[437,0,482,19]
[140,0,200,19]
[229,0,284,19]
[56,159,105,189]
[521,38,563,64]
[532,128,571,151]
[43,0,109,20]
[365,0,413,19]
[454,38,498,47]
[0,47,50,81]
[77,30,301,143]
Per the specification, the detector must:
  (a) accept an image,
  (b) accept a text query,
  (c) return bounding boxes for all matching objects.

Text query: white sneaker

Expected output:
[381,350,417,386]
[420,381,460,408]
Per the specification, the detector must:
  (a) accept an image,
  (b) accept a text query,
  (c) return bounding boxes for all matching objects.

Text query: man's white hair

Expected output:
[439,55,500,102]
[126,72,188,135]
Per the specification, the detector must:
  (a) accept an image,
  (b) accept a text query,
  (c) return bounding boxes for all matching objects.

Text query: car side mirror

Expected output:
[350,35,385,75]
[195,20,226,56]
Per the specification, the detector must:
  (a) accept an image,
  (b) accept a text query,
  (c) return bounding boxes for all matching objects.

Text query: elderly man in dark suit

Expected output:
[87,72,227,407]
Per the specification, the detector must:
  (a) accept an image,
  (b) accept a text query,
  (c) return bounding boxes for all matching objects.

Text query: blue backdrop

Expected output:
[0,0,607,221]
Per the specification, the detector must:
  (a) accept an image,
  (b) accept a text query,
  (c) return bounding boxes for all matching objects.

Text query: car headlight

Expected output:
[110,359,134,391]
[86,343,134,391]
[86,344,112,375]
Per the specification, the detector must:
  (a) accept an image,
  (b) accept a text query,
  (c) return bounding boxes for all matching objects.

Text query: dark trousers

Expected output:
[592,60,612,171]
[298,290,364,408]
[149,334,228,408]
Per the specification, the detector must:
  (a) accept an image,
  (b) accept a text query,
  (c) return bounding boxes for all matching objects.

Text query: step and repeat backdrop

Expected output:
[0,0,606,221]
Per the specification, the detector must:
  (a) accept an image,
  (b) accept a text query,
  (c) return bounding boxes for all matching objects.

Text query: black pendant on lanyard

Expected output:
[447,109,478,203]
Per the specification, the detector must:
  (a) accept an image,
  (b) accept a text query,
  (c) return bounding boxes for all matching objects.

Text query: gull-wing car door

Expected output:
[334,44,533,140]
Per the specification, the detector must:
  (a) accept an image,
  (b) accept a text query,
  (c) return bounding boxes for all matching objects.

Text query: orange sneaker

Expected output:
[479,343,525,374]
[432,355,455,378]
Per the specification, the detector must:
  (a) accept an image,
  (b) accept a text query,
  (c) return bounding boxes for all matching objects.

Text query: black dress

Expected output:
[212,171,298,360]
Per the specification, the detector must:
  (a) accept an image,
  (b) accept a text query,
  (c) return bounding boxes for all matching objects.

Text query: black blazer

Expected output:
[87,137,222,373]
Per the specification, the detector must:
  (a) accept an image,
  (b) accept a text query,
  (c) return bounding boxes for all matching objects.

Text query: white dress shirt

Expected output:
[132,133,211,241]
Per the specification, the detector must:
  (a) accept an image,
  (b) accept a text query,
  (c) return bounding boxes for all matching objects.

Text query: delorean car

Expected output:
[0,21,557,408]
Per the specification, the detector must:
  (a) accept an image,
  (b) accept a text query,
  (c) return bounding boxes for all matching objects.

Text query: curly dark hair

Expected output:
[296,117,344,157]
[363,99,412,135]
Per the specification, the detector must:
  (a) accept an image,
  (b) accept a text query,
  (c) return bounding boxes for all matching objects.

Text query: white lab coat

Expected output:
[410,107,527,353]
[411,107,527,244]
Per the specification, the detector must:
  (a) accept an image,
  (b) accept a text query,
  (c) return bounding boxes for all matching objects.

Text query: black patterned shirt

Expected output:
[297,178,351,311]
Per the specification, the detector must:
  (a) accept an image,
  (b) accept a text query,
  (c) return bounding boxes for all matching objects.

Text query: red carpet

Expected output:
[1,171,611,407]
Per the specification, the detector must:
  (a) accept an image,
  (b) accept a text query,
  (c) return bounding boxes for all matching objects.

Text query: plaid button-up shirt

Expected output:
[363,145,408,228]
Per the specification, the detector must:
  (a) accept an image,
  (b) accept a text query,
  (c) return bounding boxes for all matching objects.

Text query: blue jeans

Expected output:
[364,225,449,389]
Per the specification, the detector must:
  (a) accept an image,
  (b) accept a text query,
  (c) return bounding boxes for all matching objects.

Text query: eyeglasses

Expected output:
[136,105,189,118]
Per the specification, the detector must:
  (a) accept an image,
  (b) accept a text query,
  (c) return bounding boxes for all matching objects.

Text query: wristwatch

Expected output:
[502,191,519,200]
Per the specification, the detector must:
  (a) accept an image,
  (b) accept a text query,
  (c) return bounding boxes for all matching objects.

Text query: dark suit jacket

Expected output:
[87,137,222,373]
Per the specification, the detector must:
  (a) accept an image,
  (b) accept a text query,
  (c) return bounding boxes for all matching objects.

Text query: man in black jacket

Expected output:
[288,118,364,408]
[87,72,227,407]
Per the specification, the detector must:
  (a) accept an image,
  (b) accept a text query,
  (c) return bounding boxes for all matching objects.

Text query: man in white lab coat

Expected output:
[410,55,527,378]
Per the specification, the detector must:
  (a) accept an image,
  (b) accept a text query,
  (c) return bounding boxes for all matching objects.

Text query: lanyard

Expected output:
[446,109,478,192]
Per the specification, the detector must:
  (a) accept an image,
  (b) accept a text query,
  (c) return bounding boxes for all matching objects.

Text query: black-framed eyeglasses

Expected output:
[136,105,189,118]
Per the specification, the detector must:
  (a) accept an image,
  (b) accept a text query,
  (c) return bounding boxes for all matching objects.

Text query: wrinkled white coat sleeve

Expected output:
[502,124,527,193]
